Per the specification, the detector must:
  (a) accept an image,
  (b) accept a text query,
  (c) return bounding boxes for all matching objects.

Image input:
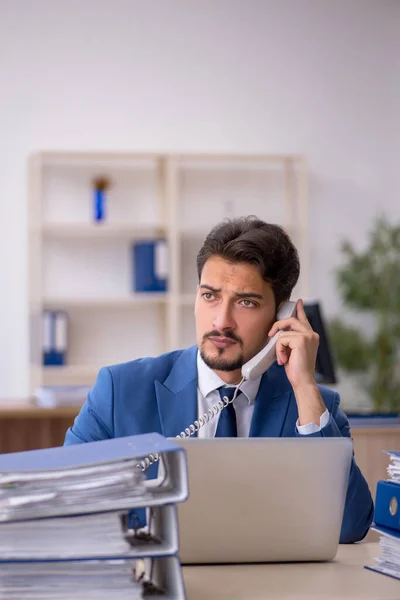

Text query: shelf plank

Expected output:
[35,151,162,166]
[34,151,303,164]
[43,294,169,310]
[41,223,167,240]
[43,365,100,386]
[39,294,196,310]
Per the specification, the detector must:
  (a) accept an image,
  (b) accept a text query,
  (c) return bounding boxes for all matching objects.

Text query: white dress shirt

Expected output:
[196,352,329,438]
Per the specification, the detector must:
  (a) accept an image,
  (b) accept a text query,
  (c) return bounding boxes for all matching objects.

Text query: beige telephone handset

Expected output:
[140,300,298,468]
[241,300,297,380]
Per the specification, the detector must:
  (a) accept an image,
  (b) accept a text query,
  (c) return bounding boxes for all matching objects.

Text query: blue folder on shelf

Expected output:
[42,310,68,366]
[133,240,168,292]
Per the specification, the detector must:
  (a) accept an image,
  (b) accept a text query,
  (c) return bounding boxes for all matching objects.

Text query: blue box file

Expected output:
[43,311,68,366]
[374,480,400,532]
[133,240,168,292]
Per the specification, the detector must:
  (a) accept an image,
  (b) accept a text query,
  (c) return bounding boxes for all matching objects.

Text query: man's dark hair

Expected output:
[196,216,300,308]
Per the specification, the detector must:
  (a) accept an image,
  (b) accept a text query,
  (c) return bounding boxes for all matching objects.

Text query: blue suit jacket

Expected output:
[65,345,373,543]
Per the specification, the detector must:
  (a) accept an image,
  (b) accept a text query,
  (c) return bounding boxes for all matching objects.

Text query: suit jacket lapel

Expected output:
[249,363,293,438]
[155,345,198,438]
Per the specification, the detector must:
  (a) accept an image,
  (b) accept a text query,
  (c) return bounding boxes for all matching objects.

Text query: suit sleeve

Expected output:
[64,367,115,445]
[295,391,374,543]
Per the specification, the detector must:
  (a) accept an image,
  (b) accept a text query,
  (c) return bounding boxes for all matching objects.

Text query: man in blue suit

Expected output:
[65,216,373,543]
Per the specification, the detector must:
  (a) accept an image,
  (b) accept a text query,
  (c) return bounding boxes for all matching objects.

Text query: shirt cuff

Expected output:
[296,409,330,435]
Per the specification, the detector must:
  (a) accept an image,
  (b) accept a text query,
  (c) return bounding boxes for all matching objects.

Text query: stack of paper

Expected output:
[365,451,400,581]
[386,451,400,483]
[0,559,145,600]
[0,512,131,559]
[0,557,188,599]
[368,529,400,580]
[0,503,179,561]
[0,433,188,599]
[0,459,145,522]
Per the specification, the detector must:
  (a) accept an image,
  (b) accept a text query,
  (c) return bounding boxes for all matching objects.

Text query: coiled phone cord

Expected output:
[138,377,245,471]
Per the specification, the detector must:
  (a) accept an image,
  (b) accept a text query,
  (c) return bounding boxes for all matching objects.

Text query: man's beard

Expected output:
[200,330,244,372]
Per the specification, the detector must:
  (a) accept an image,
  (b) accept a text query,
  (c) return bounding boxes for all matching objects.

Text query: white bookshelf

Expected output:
[28,152,309,394]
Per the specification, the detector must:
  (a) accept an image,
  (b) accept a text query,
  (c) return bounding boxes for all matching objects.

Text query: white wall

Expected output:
[0,0,399,399]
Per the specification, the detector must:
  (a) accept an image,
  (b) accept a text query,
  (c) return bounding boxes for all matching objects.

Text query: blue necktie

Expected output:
[215,386,241,438]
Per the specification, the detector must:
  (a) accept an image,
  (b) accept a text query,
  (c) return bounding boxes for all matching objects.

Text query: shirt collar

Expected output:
[197,351,261,405]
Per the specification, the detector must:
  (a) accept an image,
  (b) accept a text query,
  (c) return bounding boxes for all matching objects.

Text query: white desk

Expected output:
[183,543,399,599]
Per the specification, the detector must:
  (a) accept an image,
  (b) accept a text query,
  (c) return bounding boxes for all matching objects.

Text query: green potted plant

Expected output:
[329,215,400,415]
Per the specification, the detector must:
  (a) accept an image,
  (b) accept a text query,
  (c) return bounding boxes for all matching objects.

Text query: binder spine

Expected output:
[133,240,168,292]
[148,555,186,599]
[143,446,189,506]
[124,504,180,558]
[43,311,68,366]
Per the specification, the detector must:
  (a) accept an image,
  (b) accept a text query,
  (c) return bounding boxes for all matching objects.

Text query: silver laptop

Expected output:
[172,437,353,564]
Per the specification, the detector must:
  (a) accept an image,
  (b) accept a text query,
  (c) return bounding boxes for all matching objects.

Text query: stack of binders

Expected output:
[366,450,400,581]
[0,433,188,599]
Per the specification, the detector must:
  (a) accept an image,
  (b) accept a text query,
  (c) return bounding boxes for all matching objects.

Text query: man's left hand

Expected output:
[268,298,319,388]
[268,298,326,425]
